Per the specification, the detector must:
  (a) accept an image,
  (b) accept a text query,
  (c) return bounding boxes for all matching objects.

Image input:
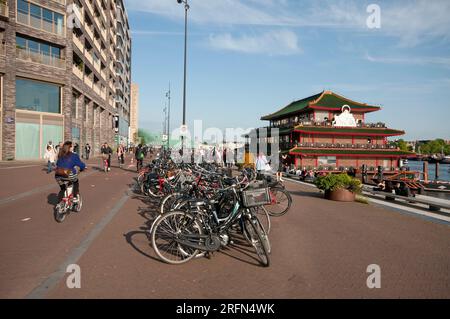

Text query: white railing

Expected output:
[93,37,101,51]
[86,51,93,65]
[93,84,100,95]
[101,49,107,62]
[72,64,83,79]
[72,34,84,52]
[101,68,107,80]
[50,0,66,5]
[85,26,94,41]
[85,0,94,16]
[84,76,93,88]
[16,47,65,69]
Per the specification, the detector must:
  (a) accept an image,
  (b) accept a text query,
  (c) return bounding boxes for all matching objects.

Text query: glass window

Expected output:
[318,156,337,166]
[30,4,41,18]
[51,47,60,58]
[28,39,39,53]
[17,0,29,14]
[16,122,40,160]
[16,36,26,49]
[43,9,53,22]
[16,79,61,114]
[40,43,50,56]
[54,13,64,36]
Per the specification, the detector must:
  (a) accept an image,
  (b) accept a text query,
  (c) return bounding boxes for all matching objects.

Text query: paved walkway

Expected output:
[0,159,449,298]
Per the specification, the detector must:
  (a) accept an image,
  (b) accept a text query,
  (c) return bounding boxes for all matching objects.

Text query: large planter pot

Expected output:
[324,189,356,202]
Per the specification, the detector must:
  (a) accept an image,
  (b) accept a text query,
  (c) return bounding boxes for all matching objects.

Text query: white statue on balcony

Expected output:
[333,105,357,127]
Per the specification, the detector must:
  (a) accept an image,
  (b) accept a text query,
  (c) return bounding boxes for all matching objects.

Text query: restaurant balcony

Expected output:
[293,142,397,151]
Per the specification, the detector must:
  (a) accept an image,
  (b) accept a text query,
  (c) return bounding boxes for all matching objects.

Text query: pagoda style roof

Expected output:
[261,91,381,121]
[294,125,405,137]
[244,127,293,137]
[289,147,415,158]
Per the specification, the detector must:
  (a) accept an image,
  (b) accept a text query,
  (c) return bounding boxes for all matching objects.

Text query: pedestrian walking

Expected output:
[276,152,288,182]
[85,143,91,160]
[117,144,125,168]
[101,142,113,171]
[135,144,145,172]
[44,145,57,174]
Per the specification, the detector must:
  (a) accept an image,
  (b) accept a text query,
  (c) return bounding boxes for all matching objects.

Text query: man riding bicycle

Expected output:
[55,141,86,202]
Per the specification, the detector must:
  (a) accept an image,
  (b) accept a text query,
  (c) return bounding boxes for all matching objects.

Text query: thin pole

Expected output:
[167,82,171,149]
[181,2,188,151]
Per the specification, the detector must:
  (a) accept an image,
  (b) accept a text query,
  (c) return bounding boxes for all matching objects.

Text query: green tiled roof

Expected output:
[294,126,404,136]
[244,127,293,137]
[261,93,322,121]
[261,91,381,121]
[312,93,380,111]
[290,148,415,157]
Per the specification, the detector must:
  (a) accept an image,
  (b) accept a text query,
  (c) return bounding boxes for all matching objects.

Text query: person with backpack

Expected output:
[135,144,144,172]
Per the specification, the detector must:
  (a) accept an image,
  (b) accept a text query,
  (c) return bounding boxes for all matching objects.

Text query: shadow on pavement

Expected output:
[47,193,59,206]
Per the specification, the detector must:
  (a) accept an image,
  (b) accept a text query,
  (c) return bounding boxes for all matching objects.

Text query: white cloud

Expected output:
[209,30,301,55]
[126,0,450,47]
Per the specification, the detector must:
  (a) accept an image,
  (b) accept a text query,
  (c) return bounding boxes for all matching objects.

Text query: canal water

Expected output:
[406,161,450,182]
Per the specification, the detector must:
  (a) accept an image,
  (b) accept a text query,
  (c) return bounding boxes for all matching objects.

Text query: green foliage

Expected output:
[315,173,362,194]
[418,139,450,155]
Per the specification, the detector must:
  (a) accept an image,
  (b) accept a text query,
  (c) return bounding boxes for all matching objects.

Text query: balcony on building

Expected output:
[16,46,65,69]
[85,0,94,16]
[84,66,93,88]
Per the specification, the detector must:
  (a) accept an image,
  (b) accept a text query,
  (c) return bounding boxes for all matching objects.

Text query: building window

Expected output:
[16,0,65,37]
[72,94,78,119]
[16,35,63,68]
[318,156,337,166]
[16,78,61,113]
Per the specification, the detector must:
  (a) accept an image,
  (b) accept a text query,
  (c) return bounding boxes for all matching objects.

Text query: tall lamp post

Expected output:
[177,0,189,152]
[166,83,171,149]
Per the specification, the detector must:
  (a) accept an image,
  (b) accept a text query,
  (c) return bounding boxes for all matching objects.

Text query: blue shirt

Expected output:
[56,153,86,175]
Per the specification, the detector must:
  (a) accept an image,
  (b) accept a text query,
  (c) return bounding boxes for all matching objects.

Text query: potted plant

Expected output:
[314,173,362,202]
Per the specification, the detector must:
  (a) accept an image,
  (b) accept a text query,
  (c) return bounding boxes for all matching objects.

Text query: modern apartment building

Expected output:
[0,0,132,160]
[129,82,138,144]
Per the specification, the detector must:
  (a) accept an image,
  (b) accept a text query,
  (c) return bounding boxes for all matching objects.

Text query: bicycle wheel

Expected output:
[264,187,292,217]
[160,193,182,215]
[254,206,271,235]
[54,203,67,223]
[243,216,270,267]
[151,211,204,265]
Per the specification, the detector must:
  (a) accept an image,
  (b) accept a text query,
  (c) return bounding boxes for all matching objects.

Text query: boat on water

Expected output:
[442,156,450,164]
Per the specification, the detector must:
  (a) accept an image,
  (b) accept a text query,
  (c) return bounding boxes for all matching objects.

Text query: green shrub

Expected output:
[314,173,362,194]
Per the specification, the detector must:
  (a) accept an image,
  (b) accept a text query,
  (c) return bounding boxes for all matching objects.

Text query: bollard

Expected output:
[435,162,440,181]
[423,161,428,183]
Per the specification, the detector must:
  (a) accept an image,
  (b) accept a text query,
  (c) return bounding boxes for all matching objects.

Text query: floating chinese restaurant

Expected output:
[248,91,415,172]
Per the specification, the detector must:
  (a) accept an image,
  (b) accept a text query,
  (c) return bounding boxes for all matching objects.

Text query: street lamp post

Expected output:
[177,0,189,152]
[166,83,171,149]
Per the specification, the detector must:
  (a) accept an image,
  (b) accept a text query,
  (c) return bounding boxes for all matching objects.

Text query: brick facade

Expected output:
[0,0,132,160]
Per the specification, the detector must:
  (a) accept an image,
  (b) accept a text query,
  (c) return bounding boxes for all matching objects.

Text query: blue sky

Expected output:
[126,0,450,141]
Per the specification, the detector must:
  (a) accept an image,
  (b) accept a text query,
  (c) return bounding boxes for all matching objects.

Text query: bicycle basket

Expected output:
[241,187,271,208]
